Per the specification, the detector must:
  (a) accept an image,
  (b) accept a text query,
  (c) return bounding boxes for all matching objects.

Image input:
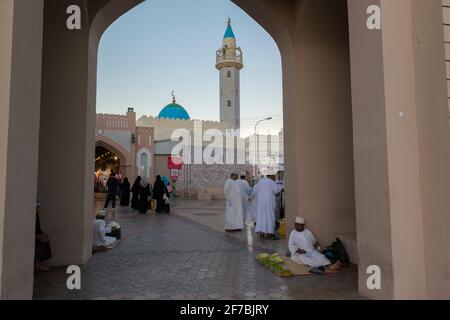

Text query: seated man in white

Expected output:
[92,210,117,248]
[288,216,341,271]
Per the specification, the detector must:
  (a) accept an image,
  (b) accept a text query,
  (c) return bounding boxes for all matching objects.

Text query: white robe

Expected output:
[237,179,252,221]
[92,219,116,247]
[224,178,244,230]
[254,178,283,234]
[251,183,260,223]
[288,229,331,267]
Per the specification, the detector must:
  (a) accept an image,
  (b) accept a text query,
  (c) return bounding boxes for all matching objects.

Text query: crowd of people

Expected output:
[35,170,343,272]
[102,171,172,216]
[91,171,172,251]
[224,172,345,272]
[224,172,284,240]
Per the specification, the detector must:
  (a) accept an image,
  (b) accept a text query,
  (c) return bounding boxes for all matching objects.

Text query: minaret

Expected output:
[216,18,243,133]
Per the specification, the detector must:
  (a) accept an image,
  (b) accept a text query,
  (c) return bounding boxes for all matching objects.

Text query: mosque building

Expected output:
[95,20,248,196]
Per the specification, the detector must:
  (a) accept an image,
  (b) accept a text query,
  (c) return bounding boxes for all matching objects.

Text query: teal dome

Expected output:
[158,102,191,120]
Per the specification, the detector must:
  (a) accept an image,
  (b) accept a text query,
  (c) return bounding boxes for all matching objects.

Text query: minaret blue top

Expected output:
[224,18,235,39]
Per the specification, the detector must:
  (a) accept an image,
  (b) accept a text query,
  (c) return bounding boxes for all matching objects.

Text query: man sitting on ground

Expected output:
[92,210,117,251]
[288,216,341,272]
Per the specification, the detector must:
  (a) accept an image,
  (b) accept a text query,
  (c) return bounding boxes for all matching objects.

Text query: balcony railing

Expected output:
[216,47,243,65]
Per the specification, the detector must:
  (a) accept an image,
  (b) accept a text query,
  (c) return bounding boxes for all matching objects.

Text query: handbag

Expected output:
[163,194,170,205]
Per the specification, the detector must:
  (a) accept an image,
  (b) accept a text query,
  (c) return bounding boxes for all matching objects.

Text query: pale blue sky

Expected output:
[96,0,283,137]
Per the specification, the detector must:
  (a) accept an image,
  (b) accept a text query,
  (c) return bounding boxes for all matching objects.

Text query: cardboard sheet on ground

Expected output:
[281,257,311,276]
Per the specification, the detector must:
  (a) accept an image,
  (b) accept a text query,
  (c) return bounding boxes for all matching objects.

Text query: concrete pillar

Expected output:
[238,0,450,299]
[0,0,44,299]
[38,0,93,266]
[37,0,143,267]
[348,0,450,299]
[282,0,357,247]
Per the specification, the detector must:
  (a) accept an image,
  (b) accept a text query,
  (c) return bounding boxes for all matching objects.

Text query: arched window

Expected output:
[227,100,232,107]
[227,71,231,78]
[137,148,152,180]
[140,153,148,179]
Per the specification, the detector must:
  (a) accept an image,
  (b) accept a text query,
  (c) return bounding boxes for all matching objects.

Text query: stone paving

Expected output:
[33,197,362,300]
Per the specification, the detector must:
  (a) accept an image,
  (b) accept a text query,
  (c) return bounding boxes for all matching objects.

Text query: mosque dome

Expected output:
[157,93,191,120]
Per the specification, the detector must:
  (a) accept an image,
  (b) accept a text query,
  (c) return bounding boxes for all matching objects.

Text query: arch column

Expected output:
[37,0,143,269]
[237,0,450,299]
[0,0,44,299]
[348,0,450,299]
[235,0,357,259]
[37,0,94,267]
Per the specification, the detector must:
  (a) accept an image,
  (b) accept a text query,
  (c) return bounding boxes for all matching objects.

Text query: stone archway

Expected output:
[95,137,131,178]
[1,0,450,300]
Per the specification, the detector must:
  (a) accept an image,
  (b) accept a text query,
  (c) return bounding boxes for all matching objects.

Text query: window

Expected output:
[140,153,148,179]
[227,71,231,78]
[227,100,232,107]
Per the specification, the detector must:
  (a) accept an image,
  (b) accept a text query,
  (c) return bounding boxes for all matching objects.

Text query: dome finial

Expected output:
[171,90,176,103]
[228,17,231,26]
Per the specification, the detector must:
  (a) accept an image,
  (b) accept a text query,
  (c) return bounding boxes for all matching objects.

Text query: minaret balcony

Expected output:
[216,48,244,70]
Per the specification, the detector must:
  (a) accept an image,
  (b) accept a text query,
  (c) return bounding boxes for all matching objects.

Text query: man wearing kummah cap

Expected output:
[92,209,117,249]
[288,216,341,271]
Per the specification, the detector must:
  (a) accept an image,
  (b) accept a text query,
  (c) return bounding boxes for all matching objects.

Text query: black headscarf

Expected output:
[152,175,166,199]
[131,176,142,193]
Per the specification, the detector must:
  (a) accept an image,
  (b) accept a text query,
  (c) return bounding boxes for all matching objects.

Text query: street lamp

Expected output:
[254,117,272,182]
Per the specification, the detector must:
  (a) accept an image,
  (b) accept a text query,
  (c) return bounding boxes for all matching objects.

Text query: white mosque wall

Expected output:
[176,164,249,197]
[137,116,228,141]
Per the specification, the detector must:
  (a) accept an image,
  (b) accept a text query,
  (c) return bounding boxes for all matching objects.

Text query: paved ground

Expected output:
[33,197,362,300]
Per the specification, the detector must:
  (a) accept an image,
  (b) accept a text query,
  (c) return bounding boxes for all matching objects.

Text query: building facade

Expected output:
[95,109,155,183]
[93,20,246,193]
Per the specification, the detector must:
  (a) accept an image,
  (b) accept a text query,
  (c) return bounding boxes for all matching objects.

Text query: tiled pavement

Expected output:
[33,197,362,300]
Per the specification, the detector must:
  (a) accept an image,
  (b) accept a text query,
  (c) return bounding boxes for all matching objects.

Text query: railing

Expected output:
[216,47,243,64]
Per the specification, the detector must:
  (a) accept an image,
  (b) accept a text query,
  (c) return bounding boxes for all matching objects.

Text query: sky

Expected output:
[96,0,283,137]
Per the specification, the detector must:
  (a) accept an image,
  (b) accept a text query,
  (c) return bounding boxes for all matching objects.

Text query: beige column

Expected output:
[410,0,450,299]
[37,0,144,267]
[234,0,356,263]
[282,0,357,247]
[38,0,93,266]
[348,0,450,299]
[0,0,44,299]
